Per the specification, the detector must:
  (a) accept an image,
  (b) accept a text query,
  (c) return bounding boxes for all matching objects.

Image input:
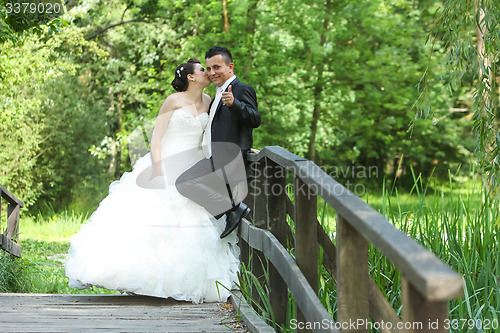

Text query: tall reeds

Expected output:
[237,170,499,332]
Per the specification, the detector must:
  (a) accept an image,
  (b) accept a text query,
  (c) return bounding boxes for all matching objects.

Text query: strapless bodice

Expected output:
[168,108,209,129]
[161,109,208,157]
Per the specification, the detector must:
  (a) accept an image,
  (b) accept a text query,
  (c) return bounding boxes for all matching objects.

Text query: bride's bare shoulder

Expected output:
[159,93,184,114]
[167,92,184,104]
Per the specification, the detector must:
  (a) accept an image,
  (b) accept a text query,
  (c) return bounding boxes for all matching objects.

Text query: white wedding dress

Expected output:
[65,109,240,304]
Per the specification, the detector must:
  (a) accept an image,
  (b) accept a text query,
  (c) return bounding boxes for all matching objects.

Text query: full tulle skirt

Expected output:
[65,153,240,304]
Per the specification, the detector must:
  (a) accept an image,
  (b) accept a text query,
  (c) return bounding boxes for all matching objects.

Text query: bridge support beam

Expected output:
[267,159,288,327]
[337,214,369,333]
[248,159,268,313]
[295,176,318,333]
[402,277,448,333]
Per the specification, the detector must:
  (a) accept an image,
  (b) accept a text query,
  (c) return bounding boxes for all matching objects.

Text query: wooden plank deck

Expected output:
[0,293,248,333]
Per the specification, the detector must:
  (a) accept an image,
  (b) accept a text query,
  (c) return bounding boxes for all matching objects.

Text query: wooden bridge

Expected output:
[0,293,263,332]
[0,146,464,332]
[0,184,23,258]
[240,146,463,332]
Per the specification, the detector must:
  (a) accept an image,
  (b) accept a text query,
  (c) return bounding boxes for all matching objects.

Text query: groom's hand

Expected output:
[222,85,234,107]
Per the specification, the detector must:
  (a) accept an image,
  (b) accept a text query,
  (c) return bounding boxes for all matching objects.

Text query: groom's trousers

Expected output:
[175,144,248,218]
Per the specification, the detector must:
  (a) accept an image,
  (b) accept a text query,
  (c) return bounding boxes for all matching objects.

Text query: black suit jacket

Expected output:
[209,78,260,178]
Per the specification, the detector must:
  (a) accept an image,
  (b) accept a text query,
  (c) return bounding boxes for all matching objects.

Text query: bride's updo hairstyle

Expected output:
[171,58,201,92]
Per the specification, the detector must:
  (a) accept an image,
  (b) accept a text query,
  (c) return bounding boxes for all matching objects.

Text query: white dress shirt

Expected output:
[202,75,236,158]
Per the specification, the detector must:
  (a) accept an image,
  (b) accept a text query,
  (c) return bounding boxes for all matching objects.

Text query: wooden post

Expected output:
[250,159,268,311]
[294,175,318,332]
[0,190,2,235]
[6,204,20,242]
[250,159,268,228]
[402,277,448,332]
[240,162,257,270]
[0,186,23,257]
[337,214,369,333]
[267,159,288,327]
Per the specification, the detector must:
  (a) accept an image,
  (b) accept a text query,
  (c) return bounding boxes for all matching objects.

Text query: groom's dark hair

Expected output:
[205,46,233,65]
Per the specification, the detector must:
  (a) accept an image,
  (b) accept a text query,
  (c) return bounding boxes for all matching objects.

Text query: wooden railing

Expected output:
[0,184,24,257]
[238,146,463,333]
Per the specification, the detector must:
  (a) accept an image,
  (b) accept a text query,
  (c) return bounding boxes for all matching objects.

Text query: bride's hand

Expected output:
[250,148,260,154]
[149,175,166,189]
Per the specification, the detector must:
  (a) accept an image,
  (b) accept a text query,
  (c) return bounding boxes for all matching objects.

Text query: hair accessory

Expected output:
[176,66,185,78]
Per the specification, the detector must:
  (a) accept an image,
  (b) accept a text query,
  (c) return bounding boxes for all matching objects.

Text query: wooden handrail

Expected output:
[284,195,405,332]
[239,146,464,333]
[0,184,23,258]
[239,219,339,333]
[247,146,463,300]
[0,185,24,208]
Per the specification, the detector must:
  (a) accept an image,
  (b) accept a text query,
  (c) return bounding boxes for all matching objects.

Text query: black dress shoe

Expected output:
[220,202,250,238]
[213,213,225,220]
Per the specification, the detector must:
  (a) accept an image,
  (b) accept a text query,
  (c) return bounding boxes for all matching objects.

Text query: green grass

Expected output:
[372,171,499,327]
[1,170,498,333]
[0,208,118,295]
[239,171,499,333]
[20,210,89,242]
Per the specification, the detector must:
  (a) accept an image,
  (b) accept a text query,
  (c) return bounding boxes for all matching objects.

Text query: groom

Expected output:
[176,46,261,238]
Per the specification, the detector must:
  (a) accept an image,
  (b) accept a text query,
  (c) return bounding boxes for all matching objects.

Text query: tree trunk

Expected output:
[475,1,491,93]
[308,72,323,162]
[246,0,258,37]
[108,85,116,175]
[114,91,123,179]
[475,4,488,77]
[243,0,259,75]
[475,0,499,196]
[306,0,331,162]
[222,0,229,33]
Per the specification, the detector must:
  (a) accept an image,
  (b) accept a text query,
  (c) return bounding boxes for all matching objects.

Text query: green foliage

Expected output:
[235,258,279,331]
[376,170,499,330]
[0,252,31,292]
[417,0,500,194]
[0,25,109,210]
[0,0,478,210]
[317,0,470,181]
[0,0,69,45]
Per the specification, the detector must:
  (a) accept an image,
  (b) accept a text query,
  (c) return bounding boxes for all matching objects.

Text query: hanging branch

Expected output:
[414,0,499,198]
[86,19,142,41]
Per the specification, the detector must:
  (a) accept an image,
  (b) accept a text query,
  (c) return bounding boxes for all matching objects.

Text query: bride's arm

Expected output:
[150,96,175,178]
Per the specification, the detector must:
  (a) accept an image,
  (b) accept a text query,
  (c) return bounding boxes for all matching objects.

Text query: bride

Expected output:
[65,59,240,304]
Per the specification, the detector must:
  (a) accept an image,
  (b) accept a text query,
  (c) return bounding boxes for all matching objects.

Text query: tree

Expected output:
[246,0,471,186]
[417,0,499,195]
[1,0,480,212]
[0,25,109,209]
[0,0,69,45]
